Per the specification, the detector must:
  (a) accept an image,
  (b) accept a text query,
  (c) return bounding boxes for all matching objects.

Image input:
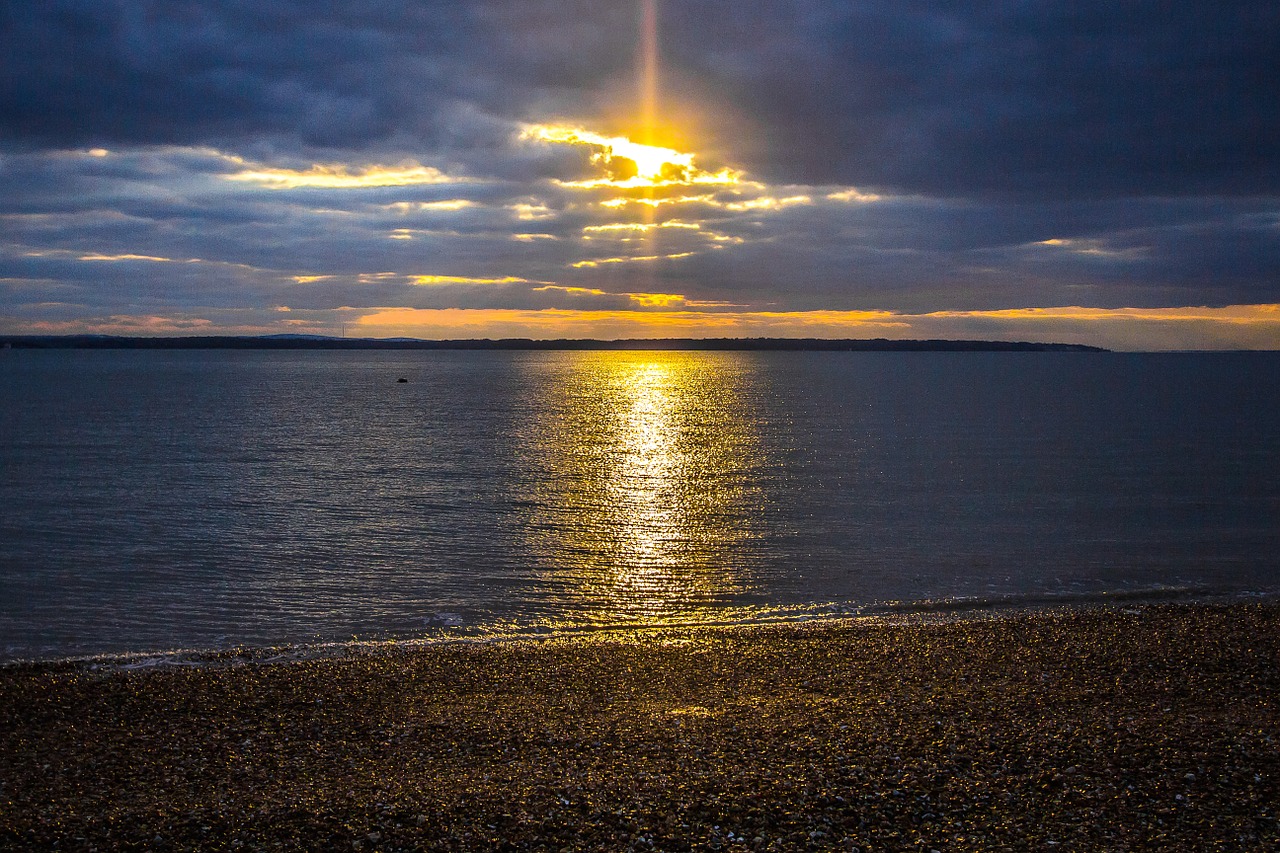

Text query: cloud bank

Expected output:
[2,1,1277,349]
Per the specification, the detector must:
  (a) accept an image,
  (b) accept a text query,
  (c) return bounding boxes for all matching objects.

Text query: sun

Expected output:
[604,135,692,181]
[520,123,739,189]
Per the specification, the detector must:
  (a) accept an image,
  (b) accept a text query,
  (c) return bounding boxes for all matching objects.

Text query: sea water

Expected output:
[2,349,1278,660]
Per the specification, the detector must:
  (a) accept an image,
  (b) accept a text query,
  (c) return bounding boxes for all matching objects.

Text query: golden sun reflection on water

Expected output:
[524,351,766,622]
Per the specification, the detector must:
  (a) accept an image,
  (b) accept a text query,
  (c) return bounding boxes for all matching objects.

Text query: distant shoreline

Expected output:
[0,334,1106,352]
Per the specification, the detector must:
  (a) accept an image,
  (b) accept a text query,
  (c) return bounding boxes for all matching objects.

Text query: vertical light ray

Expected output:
[639,0,660,267]
[640,0,659,148]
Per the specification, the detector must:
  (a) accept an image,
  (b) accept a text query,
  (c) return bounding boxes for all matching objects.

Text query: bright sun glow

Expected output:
[521,124,741,188]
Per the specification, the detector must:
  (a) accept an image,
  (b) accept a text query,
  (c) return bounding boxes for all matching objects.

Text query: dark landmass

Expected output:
[1,604,1276,851]
[0,334,1107,352]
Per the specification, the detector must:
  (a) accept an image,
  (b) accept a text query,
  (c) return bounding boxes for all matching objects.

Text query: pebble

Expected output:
[1,604,1277,850]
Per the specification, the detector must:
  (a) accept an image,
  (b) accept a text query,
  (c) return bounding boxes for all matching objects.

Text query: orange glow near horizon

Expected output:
[20,304,1280,350]
[341,304,1280,350]
[353,307,908,336]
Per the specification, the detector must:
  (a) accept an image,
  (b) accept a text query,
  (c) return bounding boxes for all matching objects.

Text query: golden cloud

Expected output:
[522,124,742,190]
[225,162,458,189]
[570,251,696,269]
[347,304,1280,350]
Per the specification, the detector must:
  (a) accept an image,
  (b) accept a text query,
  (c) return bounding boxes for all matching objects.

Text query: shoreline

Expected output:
[0,334,1108,352]
[2,603,1277,850]
[7,586,1273,670]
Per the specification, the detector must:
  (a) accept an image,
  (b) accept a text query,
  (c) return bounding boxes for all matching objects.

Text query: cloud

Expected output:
[225,163,461,189]
[410,275,545,286]
[6,3,1273,197]
[0,2,1277,348]
[662,1,1280,197]
[570,252,696,269]
[344,303,1280,350]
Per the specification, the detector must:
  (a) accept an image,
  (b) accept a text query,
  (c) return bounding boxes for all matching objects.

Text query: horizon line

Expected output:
[4,333,1112,352]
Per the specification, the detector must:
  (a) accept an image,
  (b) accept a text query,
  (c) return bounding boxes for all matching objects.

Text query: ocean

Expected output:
[2,348,1278,661]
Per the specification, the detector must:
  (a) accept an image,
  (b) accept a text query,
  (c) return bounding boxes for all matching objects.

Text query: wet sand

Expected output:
[2,604,1277,851]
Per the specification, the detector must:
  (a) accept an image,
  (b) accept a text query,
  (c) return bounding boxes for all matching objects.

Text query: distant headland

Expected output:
[0,334,1107,352]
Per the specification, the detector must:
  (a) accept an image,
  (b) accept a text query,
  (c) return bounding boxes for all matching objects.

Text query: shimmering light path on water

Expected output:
[521,353,766,618]
[2,350,1278,659]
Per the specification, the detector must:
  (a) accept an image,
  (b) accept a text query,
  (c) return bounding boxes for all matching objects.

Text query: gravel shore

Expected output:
[2,604,1277,851]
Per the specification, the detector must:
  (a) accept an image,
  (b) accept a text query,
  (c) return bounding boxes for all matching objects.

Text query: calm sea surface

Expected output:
[2,349,1278,660]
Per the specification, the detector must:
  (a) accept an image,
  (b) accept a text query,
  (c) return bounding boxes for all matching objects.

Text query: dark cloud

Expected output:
[4,1,1276,198]
[0,1,463,149]
[1,2,1277,346]
[662,1,1280,197]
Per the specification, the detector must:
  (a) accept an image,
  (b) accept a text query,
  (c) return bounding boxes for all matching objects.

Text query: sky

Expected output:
[1,1,1278,349]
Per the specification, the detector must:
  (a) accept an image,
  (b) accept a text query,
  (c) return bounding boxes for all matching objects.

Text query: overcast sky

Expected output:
[2,1,1278,349]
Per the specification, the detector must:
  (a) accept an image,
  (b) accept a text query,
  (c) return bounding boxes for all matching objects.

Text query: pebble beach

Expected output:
[2,603,1277,851]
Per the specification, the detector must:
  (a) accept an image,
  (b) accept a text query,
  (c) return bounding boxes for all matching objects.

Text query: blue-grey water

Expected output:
[2,349,1278,661]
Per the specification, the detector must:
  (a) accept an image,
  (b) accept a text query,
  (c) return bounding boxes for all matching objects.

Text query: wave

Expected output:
[6,584,1275,671]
